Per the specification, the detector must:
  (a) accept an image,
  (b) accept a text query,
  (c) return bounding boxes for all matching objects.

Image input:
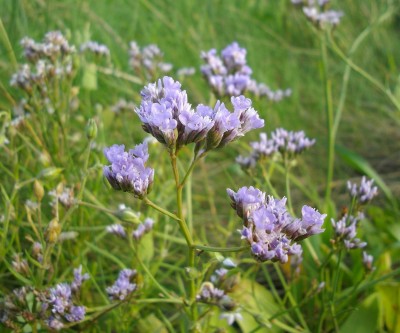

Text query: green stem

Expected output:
[284,158,293,214]
[143,198,181,222]
[193,244,248,253]
[274,263,310,332]
[320,33,335,207]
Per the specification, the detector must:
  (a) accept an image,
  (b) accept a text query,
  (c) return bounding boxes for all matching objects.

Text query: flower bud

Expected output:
[116,207,141,223]
[46,218,61,243]
[38,167,63,179]
[33,180,44,202]
[85,118,98,140]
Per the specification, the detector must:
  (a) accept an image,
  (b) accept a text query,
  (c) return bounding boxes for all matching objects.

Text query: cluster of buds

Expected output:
[106,217,155,241]
[237,128,315,168]
[201,42,291,101]
[135,76,264,153]
[228,186,325,263]
[331,213,366,250]
[291,0,344,28]
[347,177,378,205]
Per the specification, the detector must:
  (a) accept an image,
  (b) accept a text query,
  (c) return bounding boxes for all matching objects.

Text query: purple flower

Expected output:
[196,282,225,302]
[132,217,155,240]
[106,269,137,301]
[65,306,85,322]
[293,0,344,28]
[362,251,375,272]
[347,177,378,204]
[331,213,367,250]
[71,266,90,292]
[106,224,127,238]
[201,42,290,101]
[103,141,154,198]
[228,187,325,263]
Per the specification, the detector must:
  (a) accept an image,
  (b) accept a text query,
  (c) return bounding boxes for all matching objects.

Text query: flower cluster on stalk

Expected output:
[80,41,110,57]
[236,128,315,168]
[106,269,138,301]
[106,217,155,241]
[103,141,154,198]
[201,42,291,101]
[331,213,367,250]
[227,186,325,263]
[291,0,344,28]
[40,266,89,330]
[347,176,378,205]
[135,76,264,152]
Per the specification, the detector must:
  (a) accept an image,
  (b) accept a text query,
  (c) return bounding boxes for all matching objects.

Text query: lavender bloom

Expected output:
[362,251,375,272]
[331,213,367,250]
[347,177,378,204]
[201,42,290,101]
[71,266,90,292]
[228,187,325,263]
[293,0,344,28]
[106,269,137,301]
[237,128,315,169]
[196,282,225,302]
[200,96,264,151]
[129,41,172,79]
[132,218,155,240]
[80,41,110,57]
[106,224,127,238]
[103,141,154,198]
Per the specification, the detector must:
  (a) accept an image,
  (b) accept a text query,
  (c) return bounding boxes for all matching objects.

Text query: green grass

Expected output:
[1,0,400,332]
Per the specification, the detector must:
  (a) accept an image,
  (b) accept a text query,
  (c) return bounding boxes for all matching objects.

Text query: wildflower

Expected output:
[201,42,291,101]
[11,254,29,275]
[49,185,75,209]
[362,251,375,272]
[347,176,378,205]
[129,41,172,79]
[71,266,90,292]
[106,269,137,301]
[106,224,127,238]
[220,310,243,326]
[32,242,43,263]
[177,67,196,77]
[196,282,225,303]
[293,0,344,28]
[237,129,315,168]
[80,41,110,57]
[110,99,136,114]
[103,141,154,198]
[228,187,325,263]
[132,218,155,240]
[331,213,367,250]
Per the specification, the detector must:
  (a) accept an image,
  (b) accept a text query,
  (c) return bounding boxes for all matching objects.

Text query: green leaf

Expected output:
[82,63,98,90]
[376,283,400,333]
[336,144,393,201]
[231,278,283,333]
[138,232,154,263]
[340,293,379,333]
[136,313,168,333]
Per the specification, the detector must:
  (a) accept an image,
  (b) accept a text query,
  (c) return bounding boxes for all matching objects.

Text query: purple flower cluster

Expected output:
[106,218,155,240]
[201,42,291,101]
[103,141,154,198]
[227,186,325,263]
[196,282,225,303]
[106,269,137,301]
[80,41,110,57]
[43,266,88,330]
[331,213,367,250]
[135,77,264,151]
[362,251,375,272]
[292,0,344,27]
[129,42,172,79]
[237,129,315,168]
[347,177,378,205]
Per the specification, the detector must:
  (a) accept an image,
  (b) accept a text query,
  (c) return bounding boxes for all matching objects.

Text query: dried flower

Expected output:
[103,141,154,198]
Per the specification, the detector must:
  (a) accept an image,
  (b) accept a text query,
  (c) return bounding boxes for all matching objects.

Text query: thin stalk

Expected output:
[320,33,335,207]
[143,198,181,222]
[284,158,293,215]
[193,244,248,253]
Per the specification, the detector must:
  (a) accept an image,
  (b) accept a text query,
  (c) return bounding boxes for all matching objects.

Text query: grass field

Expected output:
[1,0,400,332]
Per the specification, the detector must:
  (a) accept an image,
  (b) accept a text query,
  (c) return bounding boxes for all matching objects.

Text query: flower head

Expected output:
[228,186,325,263]
[347,176,378,205]
[103,141,154,198]
[106,269,137,301]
